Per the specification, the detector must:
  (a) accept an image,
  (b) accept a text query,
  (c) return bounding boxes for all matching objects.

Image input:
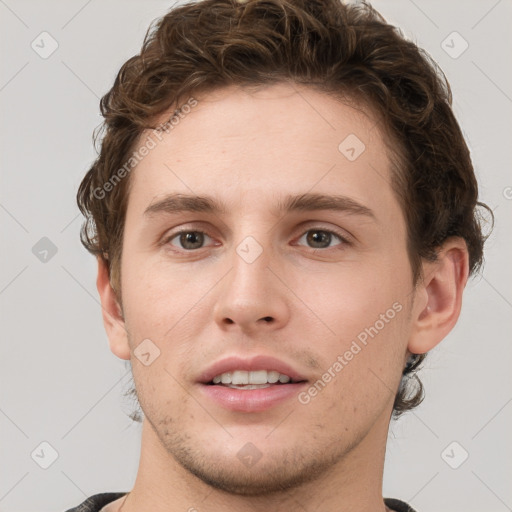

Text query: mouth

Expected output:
[206,369,305,389]
[197,356,309,412]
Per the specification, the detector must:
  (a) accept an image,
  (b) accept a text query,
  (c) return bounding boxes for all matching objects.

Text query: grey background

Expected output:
[0,1,511,511]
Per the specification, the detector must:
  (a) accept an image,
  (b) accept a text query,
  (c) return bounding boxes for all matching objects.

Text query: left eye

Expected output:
[296,229,346,249]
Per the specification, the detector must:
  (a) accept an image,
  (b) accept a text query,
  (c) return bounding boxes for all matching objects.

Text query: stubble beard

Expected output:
[145,411,356,497]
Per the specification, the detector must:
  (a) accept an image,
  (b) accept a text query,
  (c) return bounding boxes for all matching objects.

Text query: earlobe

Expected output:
[408,238,470,355]
[96,257,131,360]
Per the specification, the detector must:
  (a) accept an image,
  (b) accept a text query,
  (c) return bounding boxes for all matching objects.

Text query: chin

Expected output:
[173,447,335,496]
[157,424,347,496]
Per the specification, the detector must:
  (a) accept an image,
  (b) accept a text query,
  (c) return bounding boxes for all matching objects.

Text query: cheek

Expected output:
[298,263,405,336]
[302,329,403,431]
[134,369,179,424]
[121,257,198,336]
[296,267,408,407]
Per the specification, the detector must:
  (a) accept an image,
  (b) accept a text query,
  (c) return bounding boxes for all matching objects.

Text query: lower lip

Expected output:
[199,383,307,412]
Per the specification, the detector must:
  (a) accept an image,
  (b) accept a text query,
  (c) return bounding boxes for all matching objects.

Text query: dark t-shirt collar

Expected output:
[64,492,418,512]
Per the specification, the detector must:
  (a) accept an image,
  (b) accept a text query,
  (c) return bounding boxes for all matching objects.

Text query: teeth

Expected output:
[232,370,250,385]
[267,370,280,383]
[247,370,267,384]
[211,370,293,385]
[221,372,232,384]
[227,384,271,390]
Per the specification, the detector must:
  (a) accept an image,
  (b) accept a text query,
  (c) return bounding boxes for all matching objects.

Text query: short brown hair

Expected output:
[77,0,491,417]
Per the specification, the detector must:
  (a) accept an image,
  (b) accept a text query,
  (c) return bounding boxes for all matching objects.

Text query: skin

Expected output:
[97,83,469,512]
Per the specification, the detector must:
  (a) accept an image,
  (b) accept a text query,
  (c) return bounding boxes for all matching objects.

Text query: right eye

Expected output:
[164,230,215,251]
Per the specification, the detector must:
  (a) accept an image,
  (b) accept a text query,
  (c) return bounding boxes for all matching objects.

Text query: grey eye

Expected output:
[297,229,344,249]
[169,231,211,250]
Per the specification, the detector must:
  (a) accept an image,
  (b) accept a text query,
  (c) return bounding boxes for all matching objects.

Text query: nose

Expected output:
[213,238,291,336]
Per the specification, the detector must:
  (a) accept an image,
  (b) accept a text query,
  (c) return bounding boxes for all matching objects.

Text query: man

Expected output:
[69,0,489,510]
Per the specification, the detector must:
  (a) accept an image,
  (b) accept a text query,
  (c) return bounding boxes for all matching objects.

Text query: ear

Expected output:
[408,237,470,355]
[96,257,131,360]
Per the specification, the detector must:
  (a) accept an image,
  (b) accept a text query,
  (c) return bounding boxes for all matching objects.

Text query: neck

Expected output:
[121,409,393,512]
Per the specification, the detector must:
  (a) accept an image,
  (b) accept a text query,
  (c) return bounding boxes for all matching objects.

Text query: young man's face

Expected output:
[107,83,424,494]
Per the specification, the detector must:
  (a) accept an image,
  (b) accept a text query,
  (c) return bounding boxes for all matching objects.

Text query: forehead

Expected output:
[125,83,399,221]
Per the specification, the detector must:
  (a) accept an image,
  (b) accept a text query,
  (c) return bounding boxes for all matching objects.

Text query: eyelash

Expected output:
[162,227,351,253]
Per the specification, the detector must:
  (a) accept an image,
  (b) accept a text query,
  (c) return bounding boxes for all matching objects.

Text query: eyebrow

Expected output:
[143,192,375,219]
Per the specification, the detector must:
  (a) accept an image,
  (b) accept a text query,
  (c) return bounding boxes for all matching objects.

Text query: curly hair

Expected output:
[77,0,491,418]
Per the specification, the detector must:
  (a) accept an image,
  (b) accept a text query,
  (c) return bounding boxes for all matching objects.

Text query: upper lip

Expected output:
[197,355,308,384]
